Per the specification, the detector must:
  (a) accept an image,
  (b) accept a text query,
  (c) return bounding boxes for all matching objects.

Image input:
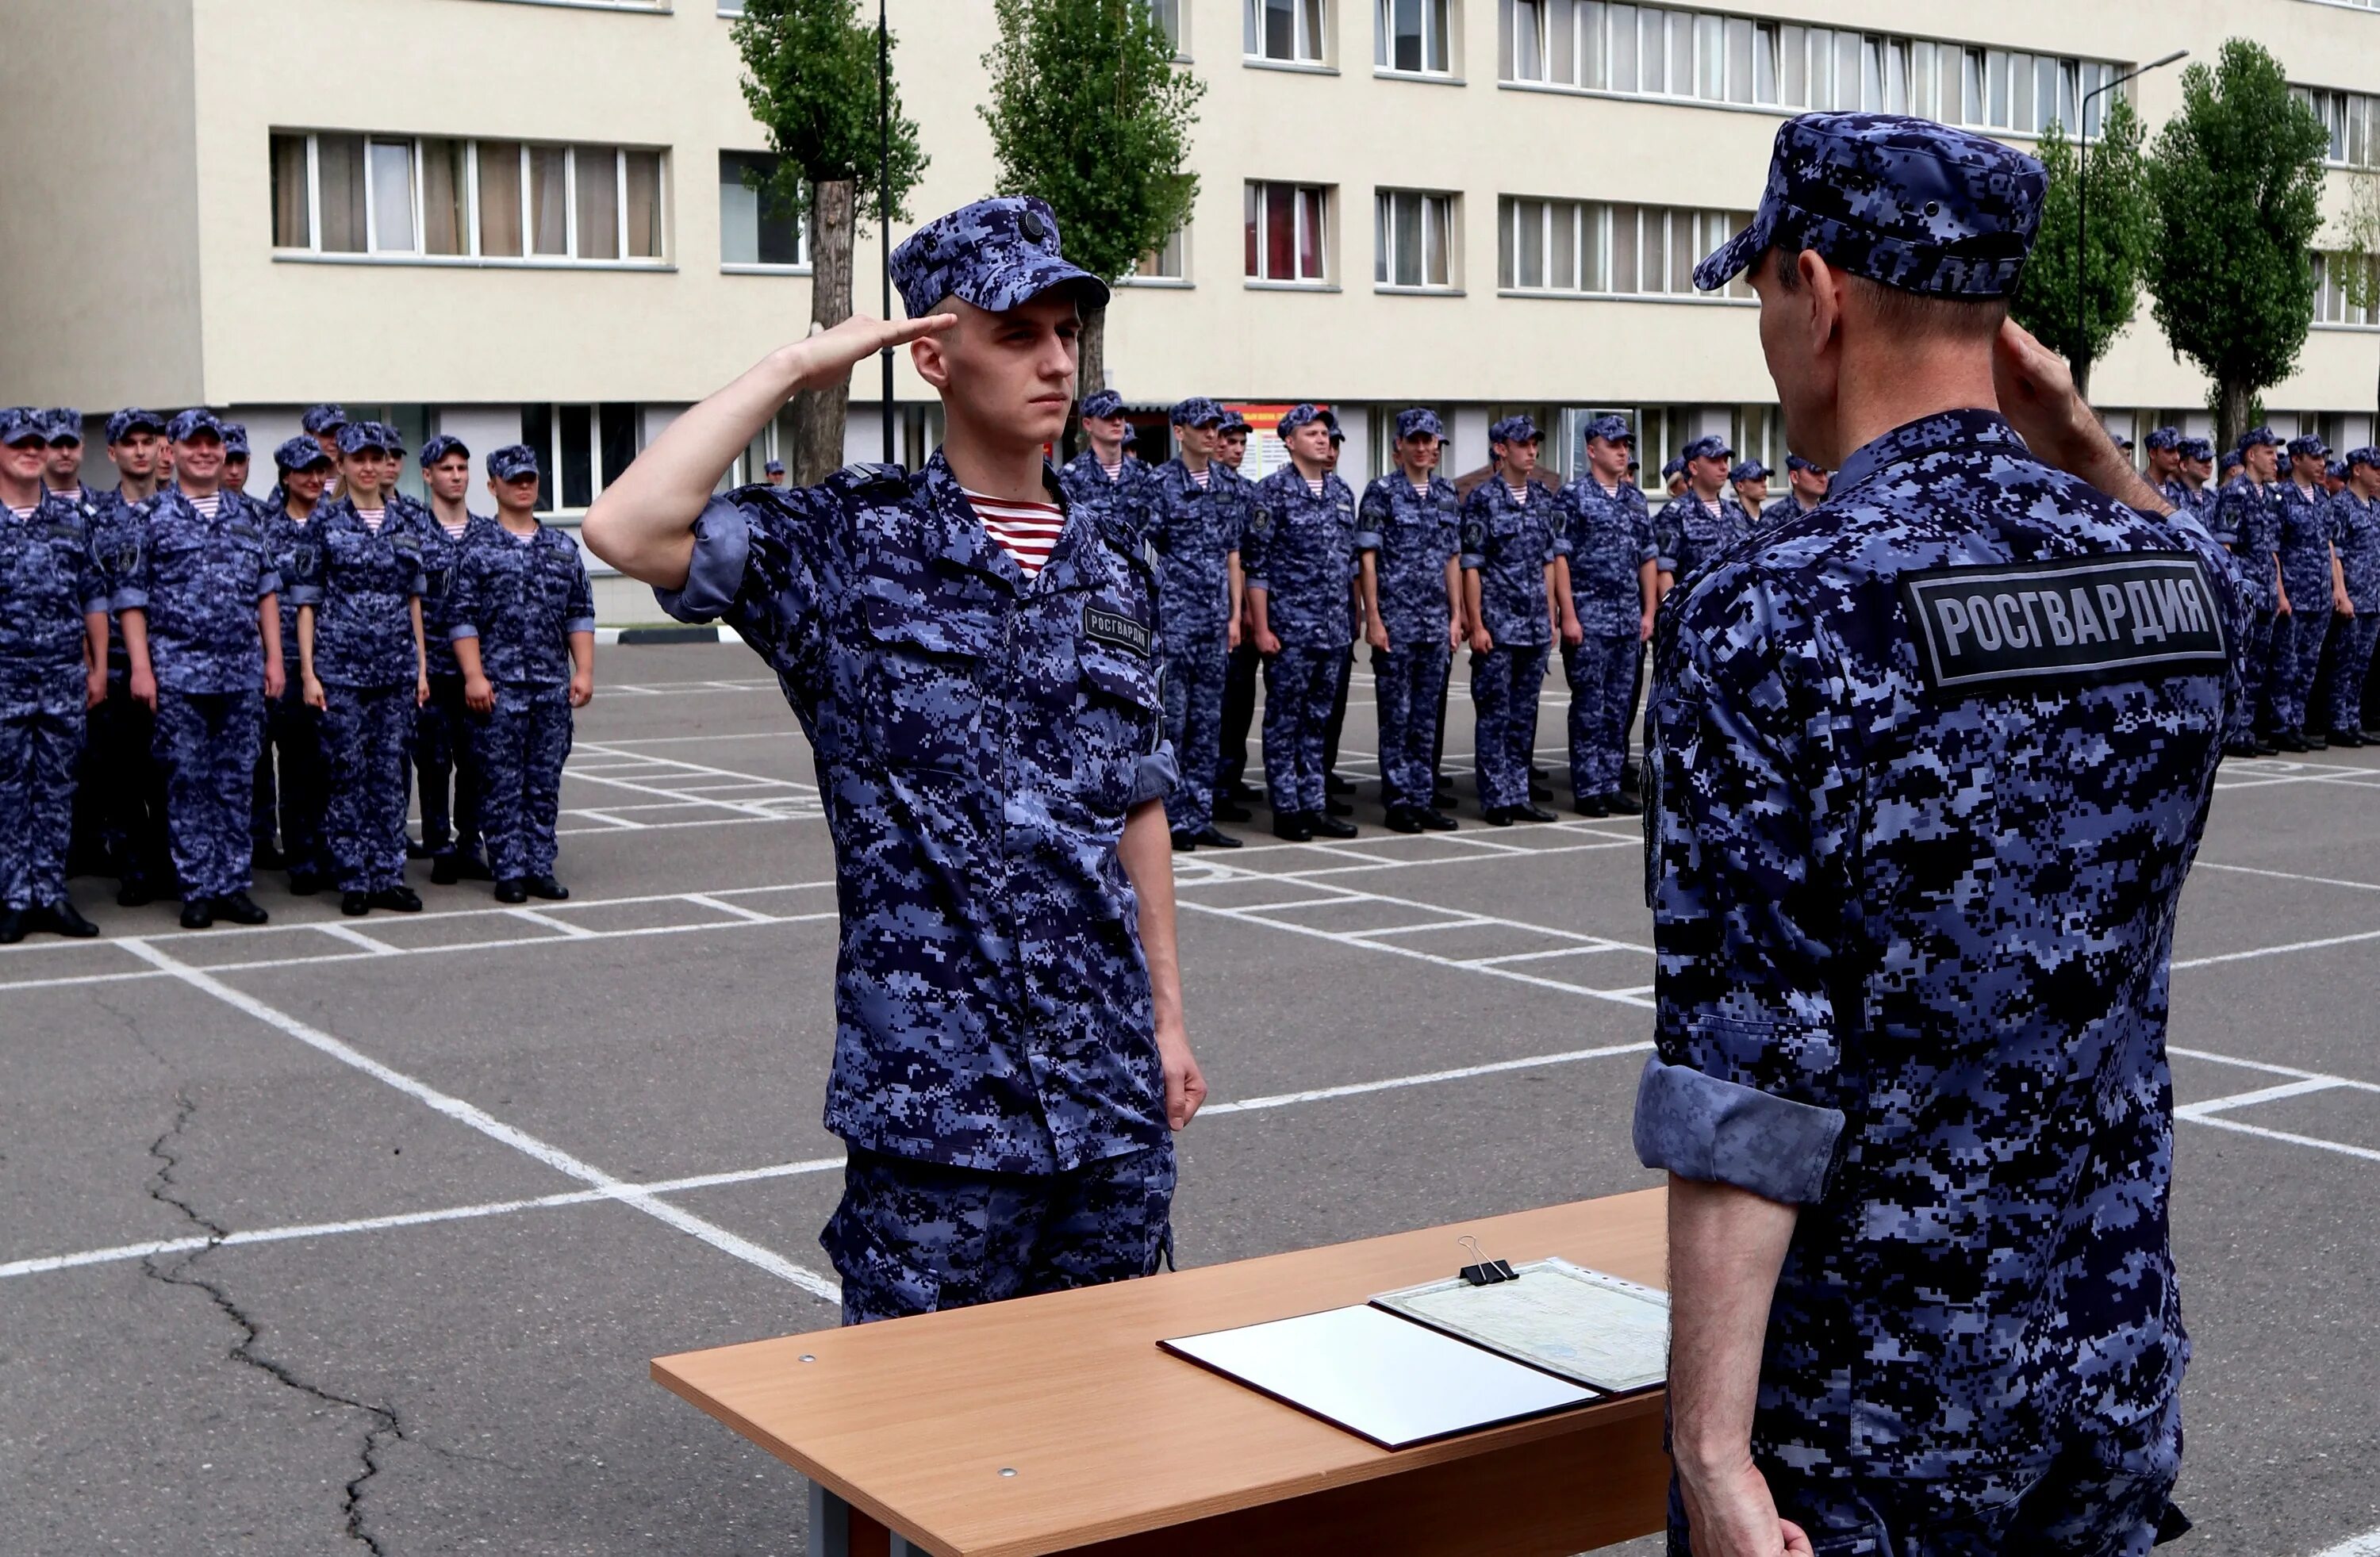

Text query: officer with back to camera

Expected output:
[581,195,1204,1325]
[1637,112,2235,1557]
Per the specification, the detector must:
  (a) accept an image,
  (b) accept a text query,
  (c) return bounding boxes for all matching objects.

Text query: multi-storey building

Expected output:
[4,0,2376,619]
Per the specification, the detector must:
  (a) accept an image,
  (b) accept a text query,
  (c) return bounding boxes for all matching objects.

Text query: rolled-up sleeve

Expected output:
[1353,489,1387,554]
[1458,500,1488,571]
[1634,562,1855,1206]
[654,493,754,623]
[564,545,596,635]
[445,554,482,642]
[257,568,282,601]
[1130,738,1179,807]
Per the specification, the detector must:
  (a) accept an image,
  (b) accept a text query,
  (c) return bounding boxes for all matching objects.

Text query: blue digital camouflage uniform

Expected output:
[2320,455,2380,735]
[666,195,1178,1324]
[83,417,174,891]
[2209,450,2282,745]
[1143,401,1239,834]
[251,443,334,880]
[1356,413,1460,813]
[1060,391,1154,532]
[113,481,280,900]
[1641,113,2227,1555]
[413,489,497,861]
[447,508,593,882]
[1460,441,1564,811]
[1653,486,1750,586]
[286,475,428,895]
[2273,451,2339,736]
[1,477,109,913]
[1559,454,1655,801]
[1242,416,1358,818]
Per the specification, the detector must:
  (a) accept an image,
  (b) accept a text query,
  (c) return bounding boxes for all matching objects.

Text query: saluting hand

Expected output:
[777,313,958,396]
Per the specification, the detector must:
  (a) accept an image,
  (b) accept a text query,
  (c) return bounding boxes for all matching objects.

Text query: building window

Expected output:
[1147,0,1184,53]
[1499,195,1752,300]
[1376,190,1455,289]
[1377,0,1450,73]
[719,151,810,267]
[1246,182,1330,282]
[520,404,643,514]
[2297,86,2380,169]
[271,131,668,264]
[2314,252,2380,327]
[1246,0,1326,63]
[1132,223,1191,282]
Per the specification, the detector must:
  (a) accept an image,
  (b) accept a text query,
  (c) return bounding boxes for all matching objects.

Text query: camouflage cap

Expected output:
[763,459,785,475]
[1217,409,1250,435]
[41,408,83,445]
[2287,434,2328,461]
[221,421,250,457]
[1277,403,1338,435]
[106,407,166,443]
[370,421,406,451]
[1489,413,1540,445]
[2346,447,2380,472]
[2218,450,2244,473]
[1683,434,1734,463]
[1729,458,1772,483]
[1081,389,1127,420]
[888,195,1109,320]
[2238,427,2280,451]
[2329,458,2349,481]
[2179,437,2215,462]
[301,403,348,436]
[487,444,542,481]
[0,407,48,447]
[2144,426,2182,452]
[273,435,332,474]
[168,408,225,443]
[1396,407,1446,440]
[336,420,396,456]
[1122,423,1140,446]
[1581,413,1633,446]
[1695,112,2045,298]
[1170,396,1226,429]
[1660,455,1687,479]
[418,433,470,469]
[2115,435,2135,453]
[1785,452,1823,474]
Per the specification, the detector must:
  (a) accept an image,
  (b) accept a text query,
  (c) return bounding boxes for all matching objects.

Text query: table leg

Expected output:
[808,1482,919,1557]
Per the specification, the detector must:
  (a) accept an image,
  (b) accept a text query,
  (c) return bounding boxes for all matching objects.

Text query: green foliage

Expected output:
[2011,98,2152,385]
[731,0,926,225]
[2338,171,2380,313]
[2143,40,2328,412]
[978,0,1207,283]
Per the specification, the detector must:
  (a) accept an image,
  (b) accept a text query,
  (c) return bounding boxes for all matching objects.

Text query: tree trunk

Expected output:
[789,178,856,484]
[2072,354,2094,405]
[2217,379,2255,454]
[1078,304,1108,422]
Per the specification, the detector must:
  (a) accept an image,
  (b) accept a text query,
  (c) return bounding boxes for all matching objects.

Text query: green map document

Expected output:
[1370,1257,1670,1396]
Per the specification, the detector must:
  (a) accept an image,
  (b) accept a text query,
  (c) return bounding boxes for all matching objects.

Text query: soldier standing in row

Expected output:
[0,407,109,943]
[416,435,498,884]
[1061,389,1147,522]
[2212,428,2286,757]
[1760,454,1829,526]
[2272,435,2351,751]
[1461,415,1563,826]
[1554,416,1653,819]
[1243,404,1359,842]
[1726,459,1771,524]
[1211,410,1261,820]
[257,438,335,894]
[1356,408,1461,834]
[1655,435,1747,592]
[1143,397,1243,852]
[583,195,1203,1325]
[80,408,171,900]
[2320,448,2379,748]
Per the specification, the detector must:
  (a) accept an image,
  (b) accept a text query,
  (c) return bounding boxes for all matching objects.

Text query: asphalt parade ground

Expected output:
[5,639,2379,1557]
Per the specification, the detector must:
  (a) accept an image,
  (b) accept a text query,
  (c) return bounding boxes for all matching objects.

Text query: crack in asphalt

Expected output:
[141,1090,402,1555]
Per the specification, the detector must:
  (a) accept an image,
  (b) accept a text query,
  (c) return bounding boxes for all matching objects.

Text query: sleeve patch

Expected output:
[1898,552,2228,692]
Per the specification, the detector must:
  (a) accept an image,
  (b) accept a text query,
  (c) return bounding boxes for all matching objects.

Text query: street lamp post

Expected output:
[2075,49,2187,384]
[879,0,895,464]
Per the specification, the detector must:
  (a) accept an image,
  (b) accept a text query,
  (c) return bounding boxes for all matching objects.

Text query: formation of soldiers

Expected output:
[1056,397,1834,845]
[0,404,595,943]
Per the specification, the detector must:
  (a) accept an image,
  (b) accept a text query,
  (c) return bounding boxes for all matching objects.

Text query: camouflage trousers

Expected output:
[1373,641,1450,809]
[824,1142,1176,1326]
[154,688,263,899]
[1160,636,1227,834]
[2324,612,2379,732]
[1668,1457,2187,1557]
[87,688,170,889]
[1261,644,1342,815]
[2230,608,2277,742]
[2271,606,2331,734]
[0,697,86,911]
[1472,641,1549,810]
[1564,635,1640,800]
[467,683,571,882]
[253,681,328,878]
[322,684,416,893]
[411,672,482,857]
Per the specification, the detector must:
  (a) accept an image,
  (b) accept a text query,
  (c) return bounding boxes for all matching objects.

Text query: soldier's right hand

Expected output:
[465,673,496,715]
[1471,627,1495,654]
[129,665,158,712]
[1365,622,1390,653]
[777,313,957,397]
[1256,627,1281,656]
[302,673,327,712]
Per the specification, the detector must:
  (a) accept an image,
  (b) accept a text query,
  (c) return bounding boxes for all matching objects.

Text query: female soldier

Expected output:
[290,422,430,916]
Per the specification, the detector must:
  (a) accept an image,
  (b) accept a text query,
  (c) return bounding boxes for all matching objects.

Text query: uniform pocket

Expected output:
[1074,645,1162,813]
[860,593,988,773]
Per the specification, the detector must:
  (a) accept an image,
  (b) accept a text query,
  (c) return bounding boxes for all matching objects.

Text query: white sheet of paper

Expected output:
[1372,1258,1671,1394]
[1161,1303,1596,1450]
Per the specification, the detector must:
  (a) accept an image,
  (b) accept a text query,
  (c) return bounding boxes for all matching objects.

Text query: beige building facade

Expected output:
[3,0,2378,618]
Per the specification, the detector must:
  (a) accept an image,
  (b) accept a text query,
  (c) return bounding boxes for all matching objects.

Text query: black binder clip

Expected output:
[1457,1235,1518,1287]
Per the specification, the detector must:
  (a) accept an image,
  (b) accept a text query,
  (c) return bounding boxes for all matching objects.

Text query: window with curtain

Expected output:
[720,151,808,267]
[1246,181,1330,282]
[1499,195,1752,300]
[367,140,416,253]
[1246,0,1326,62]
[575,146,620,259]
[317,133,367,252]
[1134,222,1189,279]
[1379,0,1450,73]
[1375,190,1454,288]
[624,151,662,259]
[530,145,569,255]
[271,133,310,248]
[421,138,468,255]
[480,141,524,256]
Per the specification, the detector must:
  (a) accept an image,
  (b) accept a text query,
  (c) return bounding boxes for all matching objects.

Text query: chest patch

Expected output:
[1901,553,2228,692]
[1083,604,1152,658]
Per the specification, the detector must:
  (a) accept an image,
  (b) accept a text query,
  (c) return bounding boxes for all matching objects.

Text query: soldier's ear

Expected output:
[912,332,951,393]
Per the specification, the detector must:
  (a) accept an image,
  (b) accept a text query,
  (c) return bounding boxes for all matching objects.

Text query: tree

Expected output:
[980,0,1205,428]
[733,0,927,483]
[2143,40,2328,450]
[2010,98,2152,402]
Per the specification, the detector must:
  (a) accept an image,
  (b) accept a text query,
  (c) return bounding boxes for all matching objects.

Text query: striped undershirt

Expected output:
[1304,474,1326,497]
[355,505,386,533]
[1504,481,1529,504]
[440,514,470,539]
[1189,466,1211,489]
[6,504,36,522]
[190,492,221,518]
[963,489,1065,580]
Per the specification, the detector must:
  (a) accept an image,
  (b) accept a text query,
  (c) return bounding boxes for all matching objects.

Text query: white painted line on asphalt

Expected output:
[2174,1076,2347,1120]
[681,892,781,925]
[1206,1040,1656,1115]
[112,937,843,1303]
[2170,1046,2380,1097]
[1461,945,1626,968]
[505,907,597,939]
[2171,926,2380,969]
[2311,1526,2380,1557]
[564,807,647,830]
[313,923,402,957]
[2196,860,2380,893]
[1346,918,1491,938]
[2185,1114,2380,1165]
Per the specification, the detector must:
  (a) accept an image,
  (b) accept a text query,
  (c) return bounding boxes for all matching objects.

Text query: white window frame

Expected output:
[1499,194,1753,303]
[1374,189,1457,290]
[1122,221,1193,286]
[1246,181,1332,285]
[1376,0,1453,75]
[1246,0,1329,66]
[718,151,813,273]
[269,130,671,269]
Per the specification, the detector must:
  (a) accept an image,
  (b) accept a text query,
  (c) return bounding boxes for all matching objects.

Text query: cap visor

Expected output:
[965,254,1111,313]
[1692,217,1768,293]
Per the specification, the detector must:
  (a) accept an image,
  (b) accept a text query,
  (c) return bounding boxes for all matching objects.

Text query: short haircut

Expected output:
[1763,245,2008,340]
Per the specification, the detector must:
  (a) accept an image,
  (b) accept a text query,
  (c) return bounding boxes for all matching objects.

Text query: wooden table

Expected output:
[653,1188,1671,1557]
